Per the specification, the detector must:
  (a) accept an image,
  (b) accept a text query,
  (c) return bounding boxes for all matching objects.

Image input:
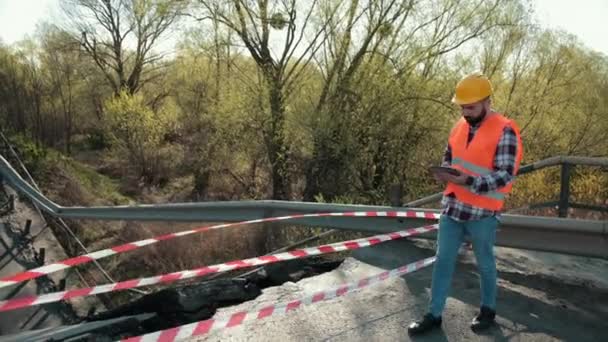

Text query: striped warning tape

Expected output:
[0,211,439,288]
[0,223,438,312]
[122,256,437,342]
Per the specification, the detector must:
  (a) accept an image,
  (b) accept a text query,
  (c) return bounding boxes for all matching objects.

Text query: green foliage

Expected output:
[85,130,110,150]
[269,12,288,30]
[105,91,164,147]
[0,0,605,211]
[51,153,132,205]
[103,91,181,187]
[509,168,560,208]
[570,169,608,205]
[8,134,48,173]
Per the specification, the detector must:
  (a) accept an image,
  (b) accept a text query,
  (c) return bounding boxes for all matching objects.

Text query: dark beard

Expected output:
[465,107,487,126]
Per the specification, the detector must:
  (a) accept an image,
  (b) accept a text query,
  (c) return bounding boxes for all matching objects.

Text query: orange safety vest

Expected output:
[444,113,523,211]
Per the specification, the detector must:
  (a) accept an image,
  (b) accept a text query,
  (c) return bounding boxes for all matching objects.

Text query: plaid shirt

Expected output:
[441,118,519,221]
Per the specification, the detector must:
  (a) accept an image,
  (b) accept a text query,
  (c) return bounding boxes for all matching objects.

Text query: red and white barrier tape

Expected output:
[122,256,437,342]
[0,211,439,288]
[0,223,438,312]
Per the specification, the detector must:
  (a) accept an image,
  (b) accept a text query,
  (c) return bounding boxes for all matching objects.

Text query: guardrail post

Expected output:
[23,219,32,236]
[37,248,46,265]
[389,184,403,207]
[58,278,66,291]
[558,163,572,217]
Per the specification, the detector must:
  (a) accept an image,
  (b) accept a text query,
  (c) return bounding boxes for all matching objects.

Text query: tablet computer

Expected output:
[429,166,462,176]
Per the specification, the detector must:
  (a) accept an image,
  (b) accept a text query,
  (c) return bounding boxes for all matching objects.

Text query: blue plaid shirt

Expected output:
[441,117,519,221]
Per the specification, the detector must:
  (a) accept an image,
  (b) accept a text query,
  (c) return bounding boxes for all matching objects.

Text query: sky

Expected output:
[0,0,607,55]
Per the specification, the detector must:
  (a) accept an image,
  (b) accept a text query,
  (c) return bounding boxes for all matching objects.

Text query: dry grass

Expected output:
[102,221,361,280]
[76,220,354,307]
[122,222,267,275]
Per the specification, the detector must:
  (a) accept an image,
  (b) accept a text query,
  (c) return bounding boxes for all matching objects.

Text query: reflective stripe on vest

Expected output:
[452,157,493,175]
[451,157,507,201]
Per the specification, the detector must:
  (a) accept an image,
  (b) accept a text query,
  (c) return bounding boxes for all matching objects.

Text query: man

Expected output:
[408,73,523,334]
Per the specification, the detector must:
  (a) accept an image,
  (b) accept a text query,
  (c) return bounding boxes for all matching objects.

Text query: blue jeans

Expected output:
[429,215,498,317]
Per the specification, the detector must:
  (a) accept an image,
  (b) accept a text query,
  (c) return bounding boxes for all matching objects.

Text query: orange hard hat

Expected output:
[452,73,493,105]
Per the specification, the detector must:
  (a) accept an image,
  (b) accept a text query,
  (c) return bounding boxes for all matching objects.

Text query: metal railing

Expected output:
[0,133,146,297]
[402,156,608,217]
[0,154,607,259]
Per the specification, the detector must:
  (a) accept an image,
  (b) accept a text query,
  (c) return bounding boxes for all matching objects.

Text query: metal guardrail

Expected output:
[403,156,608,216]
[0,133,148,298]
[0,155,607,259]
[0,313,155,342]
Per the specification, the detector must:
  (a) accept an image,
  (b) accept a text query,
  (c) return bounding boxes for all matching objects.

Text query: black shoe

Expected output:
[408,313,442,335]
[471,306,496,332]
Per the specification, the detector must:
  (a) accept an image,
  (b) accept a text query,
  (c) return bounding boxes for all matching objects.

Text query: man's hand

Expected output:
[434,172,470,186]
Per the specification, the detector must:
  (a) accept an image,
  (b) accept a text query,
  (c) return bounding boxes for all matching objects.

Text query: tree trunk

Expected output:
[266,78,289,200]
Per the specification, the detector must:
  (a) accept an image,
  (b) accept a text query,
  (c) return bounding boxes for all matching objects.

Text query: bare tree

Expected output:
[0,49,28,133]
[195,0,337,199]
[61,0,185,95]
[302,0,415,200]
[304,0,523,201]
[40,26,82,154]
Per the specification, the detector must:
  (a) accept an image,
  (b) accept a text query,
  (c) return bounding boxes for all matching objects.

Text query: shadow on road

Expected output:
[351,239,608,342]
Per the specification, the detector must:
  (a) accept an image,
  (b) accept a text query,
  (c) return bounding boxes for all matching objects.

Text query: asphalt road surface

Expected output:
[191,238,608,342]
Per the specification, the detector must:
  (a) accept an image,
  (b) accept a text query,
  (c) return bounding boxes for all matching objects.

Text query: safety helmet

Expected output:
[452,72,493,105]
